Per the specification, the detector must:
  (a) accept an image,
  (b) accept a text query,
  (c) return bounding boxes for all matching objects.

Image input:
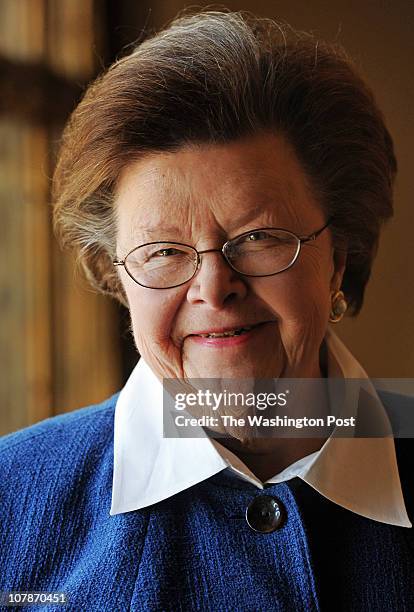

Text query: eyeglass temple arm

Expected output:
[298,217,333,243]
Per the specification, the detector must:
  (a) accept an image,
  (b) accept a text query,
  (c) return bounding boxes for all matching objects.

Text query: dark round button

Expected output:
[245,495,285,533]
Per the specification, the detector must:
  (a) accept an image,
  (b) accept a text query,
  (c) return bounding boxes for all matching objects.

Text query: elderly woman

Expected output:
[1,9,413,612]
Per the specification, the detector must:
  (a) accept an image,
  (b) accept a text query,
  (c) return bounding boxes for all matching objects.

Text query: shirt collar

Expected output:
[110,328,411,527]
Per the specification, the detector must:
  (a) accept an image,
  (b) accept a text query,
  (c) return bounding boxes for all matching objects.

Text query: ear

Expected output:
[330,248,347,292]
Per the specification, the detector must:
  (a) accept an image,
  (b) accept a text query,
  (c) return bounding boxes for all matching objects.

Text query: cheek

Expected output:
[257,269,331,374]
[125,282,184,346]
[256,258,331,338]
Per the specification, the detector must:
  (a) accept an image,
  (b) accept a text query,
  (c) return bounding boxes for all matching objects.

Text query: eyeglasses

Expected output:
[113,217,333,289]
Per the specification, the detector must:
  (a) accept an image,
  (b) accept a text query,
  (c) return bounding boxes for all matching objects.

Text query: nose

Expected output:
[186,249,248,309]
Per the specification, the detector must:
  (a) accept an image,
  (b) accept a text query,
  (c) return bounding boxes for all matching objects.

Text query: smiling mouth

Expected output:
[188,322,270,339]
[196,326,255,338]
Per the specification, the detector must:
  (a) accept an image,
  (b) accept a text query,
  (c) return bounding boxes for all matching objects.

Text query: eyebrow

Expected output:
[133,225,184,238]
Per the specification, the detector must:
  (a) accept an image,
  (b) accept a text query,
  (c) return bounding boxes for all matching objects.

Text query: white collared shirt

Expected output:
[110,327,411,527]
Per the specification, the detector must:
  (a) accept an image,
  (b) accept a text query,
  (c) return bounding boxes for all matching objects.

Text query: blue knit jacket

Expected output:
[1,390,414,612]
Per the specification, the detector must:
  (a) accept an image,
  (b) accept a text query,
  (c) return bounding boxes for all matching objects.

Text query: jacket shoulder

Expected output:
[0,391,120,477]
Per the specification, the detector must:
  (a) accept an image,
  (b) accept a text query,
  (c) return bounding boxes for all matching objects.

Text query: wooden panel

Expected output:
[46,0,123,413]
[0,0,51,435]
[51,241,123,414]
[47,0,96,79]
[0,0,45,61]
[0,0,122,435]
[0,119,30,435]
[22,125,53,425]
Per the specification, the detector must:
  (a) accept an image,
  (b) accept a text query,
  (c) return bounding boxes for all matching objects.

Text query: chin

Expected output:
[184,359,284,380]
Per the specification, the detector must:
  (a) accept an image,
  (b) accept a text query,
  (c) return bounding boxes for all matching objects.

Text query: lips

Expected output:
[187,321,270,338]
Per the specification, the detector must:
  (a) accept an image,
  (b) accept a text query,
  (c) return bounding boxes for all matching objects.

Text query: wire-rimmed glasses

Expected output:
[113,217,333,289]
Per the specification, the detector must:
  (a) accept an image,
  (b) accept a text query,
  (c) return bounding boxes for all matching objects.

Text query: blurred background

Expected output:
[1,0,413,435]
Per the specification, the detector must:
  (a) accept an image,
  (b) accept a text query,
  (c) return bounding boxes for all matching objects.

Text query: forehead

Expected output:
[114,132,320,241]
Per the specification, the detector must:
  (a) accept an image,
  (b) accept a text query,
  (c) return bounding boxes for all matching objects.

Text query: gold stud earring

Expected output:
[329,290,347,323]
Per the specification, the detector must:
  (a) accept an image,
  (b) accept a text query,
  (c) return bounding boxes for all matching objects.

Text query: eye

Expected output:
[151,247,183,258]
[245,230,272,242]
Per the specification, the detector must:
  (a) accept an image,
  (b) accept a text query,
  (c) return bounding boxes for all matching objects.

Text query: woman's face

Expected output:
[114,132,346,381]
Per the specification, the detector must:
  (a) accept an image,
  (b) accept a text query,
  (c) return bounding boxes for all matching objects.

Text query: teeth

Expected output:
[199,325,255,338]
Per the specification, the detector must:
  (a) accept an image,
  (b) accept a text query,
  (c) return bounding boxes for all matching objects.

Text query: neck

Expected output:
[217,436,326,482]
[217,354,329,482]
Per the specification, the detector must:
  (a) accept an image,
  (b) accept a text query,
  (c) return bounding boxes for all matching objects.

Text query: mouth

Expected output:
[185,321,274,343]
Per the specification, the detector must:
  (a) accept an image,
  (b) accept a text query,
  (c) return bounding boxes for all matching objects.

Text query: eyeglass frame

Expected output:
[113,216,334,289]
